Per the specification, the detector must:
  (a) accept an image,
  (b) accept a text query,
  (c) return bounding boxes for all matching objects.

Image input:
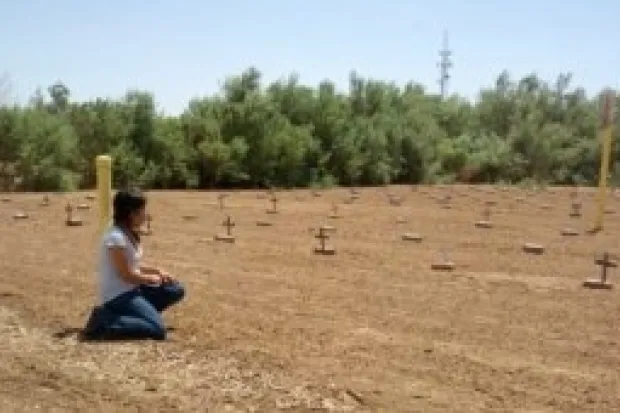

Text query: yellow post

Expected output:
[592,90,615,232]
[95,155,112,236]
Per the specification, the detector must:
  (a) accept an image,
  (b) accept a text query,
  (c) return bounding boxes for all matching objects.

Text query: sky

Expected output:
[2,0,619,115]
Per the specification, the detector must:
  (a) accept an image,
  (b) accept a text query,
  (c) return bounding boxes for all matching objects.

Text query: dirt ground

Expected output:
[1,185,619,412]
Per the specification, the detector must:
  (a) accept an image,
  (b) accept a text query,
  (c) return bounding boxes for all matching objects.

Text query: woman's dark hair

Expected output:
[113,188,146,241]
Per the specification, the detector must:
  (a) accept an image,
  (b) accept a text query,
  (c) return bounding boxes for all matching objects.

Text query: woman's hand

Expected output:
[139,265,175,284]
[159,270,175,284]
[140,273,163,286]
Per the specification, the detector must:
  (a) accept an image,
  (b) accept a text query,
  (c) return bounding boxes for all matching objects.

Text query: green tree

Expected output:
[0,71,615,191]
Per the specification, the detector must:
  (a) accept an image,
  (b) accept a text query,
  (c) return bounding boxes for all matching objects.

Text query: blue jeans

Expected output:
[83,281,185,341]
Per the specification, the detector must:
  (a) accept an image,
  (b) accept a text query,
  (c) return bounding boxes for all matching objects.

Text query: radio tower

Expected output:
[438,31,453,100]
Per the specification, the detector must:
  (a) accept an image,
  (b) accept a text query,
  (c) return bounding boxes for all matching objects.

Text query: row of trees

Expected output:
[0,68,618,191]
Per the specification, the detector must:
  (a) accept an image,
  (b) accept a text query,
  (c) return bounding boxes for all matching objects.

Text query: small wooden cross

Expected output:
[329,203,341,219]
[218,194,227,210]
[431,248,455,271]
[570,202,582,218]
[596,253,616,283]
[65,202,83,226]
[267,195,278,214]
[584,252,617,289]
[316,227,329,249]
[65,202,73,220]
[222,215,235,236]
[389,195,402,206]
[596,252,616,282]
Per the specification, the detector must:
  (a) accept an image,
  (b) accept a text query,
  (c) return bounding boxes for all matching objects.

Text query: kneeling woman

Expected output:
[82,189,185,340]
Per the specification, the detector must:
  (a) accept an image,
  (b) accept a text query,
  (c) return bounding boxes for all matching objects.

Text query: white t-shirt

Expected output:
[98,226,142,304]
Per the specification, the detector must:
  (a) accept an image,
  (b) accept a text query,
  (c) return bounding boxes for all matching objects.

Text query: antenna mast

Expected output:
[438,31,453,100]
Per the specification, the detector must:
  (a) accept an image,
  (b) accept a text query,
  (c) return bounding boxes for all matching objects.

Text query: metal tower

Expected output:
[437,31,453,99]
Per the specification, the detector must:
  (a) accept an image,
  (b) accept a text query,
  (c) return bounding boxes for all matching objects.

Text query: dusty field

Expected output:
[0,185,619,412]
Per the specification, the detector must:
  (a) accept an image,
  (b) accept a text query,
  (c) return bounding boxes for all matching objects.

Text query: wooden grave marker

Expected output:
[431,249,455,271]
[141,214,153,235]
[214,215,235,243]
[65,202,83,226]
[328,203,341,219]
[523,242,545,255]
[560,227,579,236]
[314,226,336,255]
[12,211,28,220]
[344,190,359,204]
[218,193,227,210]
[583,252,616,289]
[388,194,403,206]
[266,194,278,214]
[475,206,493,229]
[569,202,582,218]
[402,232,423,242]
[438,195,452,209]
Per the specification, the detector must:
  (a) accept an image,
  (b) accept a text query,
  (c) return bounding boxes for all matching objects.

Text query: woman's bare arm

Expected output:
[141,264,176,283]
[139,264,161,275]
[108,247,159,285]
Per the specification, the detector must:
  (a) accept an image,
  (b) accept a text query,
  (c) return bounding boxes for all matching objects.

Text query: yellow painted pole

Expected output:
[95,155,112,236]
[592,90,615,232]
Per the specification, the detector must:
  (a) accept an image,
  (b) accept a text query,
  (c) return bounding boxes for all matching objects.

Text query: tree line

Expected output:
[0,67,618,191]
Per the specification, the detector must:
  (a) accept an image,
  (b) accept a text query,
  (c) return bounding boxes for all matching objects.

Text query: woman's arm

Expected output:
[108,247,160,285]
[139,264,162,275]
[141,264,176,283]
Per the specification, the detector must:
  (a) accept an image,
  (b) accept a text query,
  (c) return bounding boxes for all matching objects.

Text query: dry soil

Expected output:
[1,185,619,412]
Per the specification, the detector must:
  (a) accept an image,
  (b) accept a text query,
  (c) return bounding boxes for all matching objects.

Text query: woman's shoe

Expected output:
[80,306,105,340]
